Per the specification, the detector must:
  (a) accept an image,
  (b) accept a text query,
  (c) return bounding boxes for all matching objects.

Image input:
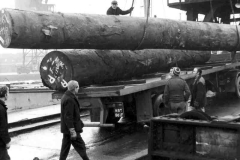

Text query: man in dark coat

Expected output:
[190,68,207,112]
[164,67,191,114]
[0,85,11,160]
[59,80,89,160]
[107,0,134,16]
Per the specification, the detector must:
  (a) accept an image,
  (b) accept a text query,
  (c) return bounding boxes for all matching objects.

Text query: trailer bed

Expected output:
[52,62,240,99]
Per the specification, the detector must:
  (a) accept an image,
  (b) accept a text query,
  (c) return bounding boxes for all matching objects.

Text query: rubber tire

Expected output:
[180,110,212,121]
[235,75,240,98]
[152,94,171,117]
[152,94,163,117]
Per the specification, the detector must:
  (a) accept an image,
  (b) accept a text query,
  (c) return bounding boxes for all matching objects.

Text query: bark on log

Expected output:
[0,8,240,51]
[40,49,211,91]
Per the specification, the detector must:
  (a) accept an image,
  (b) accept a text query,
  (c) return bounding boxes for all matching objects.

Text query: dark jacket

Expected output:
[0,100,11,147]
[61,91,84,134]
[107,7,131,15]
[190,76,207,109]
[164,76,191,104]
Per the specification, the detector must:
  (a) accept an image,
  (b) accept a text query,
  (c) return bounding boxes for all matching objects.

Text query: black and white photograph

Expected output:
[1,0,240,159]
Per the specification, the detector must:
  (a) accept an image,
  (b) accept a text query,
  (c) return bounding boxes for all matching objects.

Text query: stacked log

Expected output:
[0,8,239,51]
[40,49,211,91]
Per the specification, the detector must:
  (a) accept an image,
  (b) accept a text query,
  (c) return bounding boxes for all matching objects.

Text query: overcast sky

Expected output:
[0,0,186,54]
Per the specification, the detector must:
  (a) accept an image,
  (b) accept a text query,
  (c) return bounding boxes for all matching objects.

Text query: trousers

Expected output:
[59,133,89,160]
[188,105,205,112]
[0,147,10,160]
[169,101,186,114]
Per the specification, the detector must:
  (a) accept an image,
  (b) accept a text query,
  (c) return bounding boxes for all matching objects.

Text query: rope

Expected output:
[210,0,214,22]
[130,0,135,17]
[134,0,150,50]
[229,0,240,52]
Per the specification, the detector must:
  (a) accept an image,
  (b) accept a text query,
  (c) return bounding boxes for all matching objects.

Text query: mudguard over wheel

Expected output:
[235,76,240,98]
[152,94,171,117]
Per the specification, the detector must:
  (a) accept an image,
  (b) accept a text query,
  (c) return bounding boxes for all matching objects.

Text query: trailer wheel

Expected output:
[180,110,212,121]
[235,75,240,98]
[152,94,170,117]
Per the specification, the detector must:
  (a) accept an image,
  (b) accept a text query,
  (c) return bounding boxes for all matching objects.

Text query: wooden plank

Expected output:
[53,90,121,99]
[191,66,213,70]
[103,79,146,86]
[54,86,125,98]
[80,85,125,92]
[206,63,229,67]
[76,91,120,98]
[142,72,167,78]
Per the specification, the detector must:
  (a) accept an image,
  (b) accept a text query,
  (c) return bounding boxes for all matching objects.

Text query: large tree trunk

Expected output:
[0,8,239,51]
[40,49,211,91]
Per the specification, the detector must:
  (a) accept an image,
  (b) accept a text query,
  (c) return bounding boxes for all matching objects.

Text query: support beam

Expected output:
[40,49,211,91]
[0,8,240,51]
[203,3,224,22]
[187,8,198,21]
[231,51,237,62]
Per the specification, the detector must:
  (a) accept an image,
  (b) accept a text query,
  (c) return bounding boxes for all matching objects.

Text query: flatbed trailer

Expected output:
[52,61,240,127]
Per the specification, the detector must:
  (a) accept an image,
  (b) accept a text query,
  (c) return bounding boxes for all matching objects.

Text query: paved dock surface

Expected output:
[6,93,240,160]
[8,117,148,160]
[8,105,60,124]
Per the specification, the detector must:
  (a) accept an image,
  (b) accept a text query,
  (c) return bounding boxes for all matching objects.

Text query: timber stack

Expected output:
[0,8,239,51]
[40,49,211,91]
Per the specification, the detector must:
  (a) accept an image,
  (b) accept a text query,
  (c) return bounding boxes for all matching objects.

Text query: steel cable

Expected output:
[134,0,151,50]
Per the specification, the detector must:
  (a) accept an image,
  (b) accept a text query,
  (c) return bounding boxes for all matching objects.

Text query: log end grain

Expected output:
[40,51,73,91]
[0,9,12,48]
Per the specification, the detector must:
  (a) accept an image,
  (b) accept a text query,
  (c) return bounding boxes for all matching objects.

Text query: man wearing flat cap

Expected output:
[107,0,134,15]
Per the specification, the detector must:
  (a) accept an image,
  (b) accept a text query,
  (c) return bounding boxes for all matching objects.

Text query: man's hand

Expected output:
[6,142,10,149]
[130,7,134,12]
[69,128,77,140]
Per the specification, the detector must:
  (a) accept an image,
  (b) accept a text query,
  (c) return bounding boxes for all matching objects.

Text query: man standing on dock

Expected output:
[59,80,89,160]
[0,85,11,160]
[164,67,191,114]
[190,68,207,112]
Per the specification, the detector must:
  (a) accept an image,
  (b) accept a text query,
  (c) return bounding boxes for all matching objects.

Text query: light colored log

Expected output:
[0,8,239,51]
